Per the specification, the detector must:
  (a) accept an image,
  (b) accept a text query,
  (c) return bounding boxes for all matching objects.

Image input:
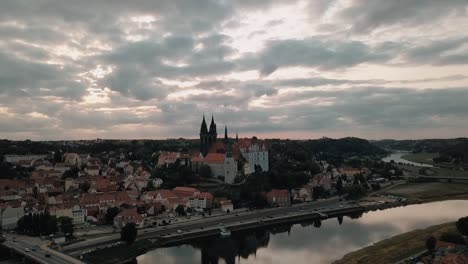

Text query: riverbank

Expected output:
[400,152,437,165]
[82,239,158,264]
[333,222,457,264]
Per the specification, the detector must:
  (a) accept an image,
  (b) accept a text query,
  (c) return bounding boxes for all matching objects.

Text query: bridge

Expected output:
[2,236,85,264]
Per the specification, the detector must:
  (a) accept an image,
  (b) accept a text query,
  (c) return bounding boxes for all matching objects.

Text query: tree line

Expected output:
[16,213,74,237]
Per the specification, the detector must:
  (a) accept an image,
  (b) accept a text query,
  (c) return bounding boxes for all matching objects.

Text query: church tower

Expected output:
[200,114,218,157]
[224,126,229,144]
[200,115,209,156]
[209,115,217,144]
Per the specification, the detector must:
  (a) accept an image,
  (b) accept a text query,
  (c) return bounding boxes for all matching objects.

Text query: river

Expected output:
[136,200,468,264]
[382,152,433,167]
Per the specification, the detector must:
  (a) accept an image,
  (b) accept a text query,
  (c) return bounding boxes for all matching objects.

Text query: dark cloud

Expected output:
[339,0,468,33]
[0,51,85,99]
[246,38,391,76]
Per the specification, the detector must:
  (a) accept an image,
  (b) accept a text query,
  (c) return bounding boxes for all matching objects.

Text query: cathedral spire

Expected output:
[200,114,208,134]
[209,114,217,137]
[236,129,238,142]
[224,126,228,140]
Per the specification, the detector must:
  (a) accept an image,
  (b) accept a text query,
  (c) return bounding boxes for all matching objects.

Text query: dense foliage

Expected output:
[456,216,468,236]
[120,223,137,245]
[16,213,58,236]
[373,138,468,164]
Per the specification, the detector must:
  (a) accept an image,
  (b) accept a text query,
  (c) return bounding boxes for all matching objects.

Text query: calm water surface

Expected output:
[137,200,468,264]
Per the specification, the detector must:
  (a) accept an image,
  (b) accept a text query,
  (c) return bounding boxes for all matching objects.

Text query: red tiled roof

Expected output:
[197,192,214,200]
[265,189,289,198]
[146,189,178,199]
[204,153,225,163]
[116,209,143,222]
[208,141,225,154]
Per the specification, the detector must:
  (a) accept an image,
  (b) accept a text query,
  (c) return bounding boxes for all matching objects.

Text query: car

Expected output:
[177,229,183,234]
[25,248,30,252]
[45,254,51,258]
[32,248,37,251]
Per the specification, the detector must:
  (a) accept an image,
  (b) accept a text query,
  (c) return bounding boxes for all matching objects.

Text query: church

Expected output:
[192,115,269,183]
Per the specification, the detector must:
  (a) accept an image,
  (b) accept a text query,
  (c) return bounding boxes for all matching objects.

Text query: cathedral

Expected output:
[194,114,268,184]
[199,114,218,157]
[199,115,235,157]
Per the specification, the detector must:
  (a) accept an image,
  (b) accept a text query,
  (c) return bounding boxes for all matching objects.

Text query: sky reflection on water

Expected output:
[137,200,468,264]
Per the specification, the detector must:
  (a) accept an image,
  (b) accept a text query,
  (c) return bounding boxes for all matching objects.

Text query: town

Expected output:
[1,117,467,264]
[0,116,400,258]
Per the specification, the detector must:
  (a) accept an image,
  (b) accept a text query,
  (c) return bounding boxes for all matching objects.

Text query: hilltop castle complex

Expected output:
[195,115,269,182]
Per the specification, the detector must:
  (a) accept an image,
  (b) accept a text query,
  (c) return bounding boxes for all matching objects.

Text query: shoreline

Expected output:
[332,221,458,264]
[333,196,468,264]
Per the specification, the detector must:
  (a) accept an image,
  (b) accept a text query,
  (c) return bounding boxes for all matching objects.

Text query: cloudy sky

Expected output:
[1,0,468,140]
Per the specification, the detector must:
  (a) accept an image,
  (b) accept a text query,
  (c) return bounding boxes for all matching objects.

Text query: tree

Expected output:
[199,165,212,178]
[105,207,120,224]
[175,205,186,216]
[313,219,322,228]
[337,216,343,226]
[439,232,466,245]
[146,180,156,191]
[79,181,91,193]
[344,185,367,200]
[426,236,437,253]
[312,186,325,200]
[121,223,137,245]
[58,216,74,237]
[62,167,80,179]
[456,216,468,236]
[54,150,62,163]
[336,177,343,195]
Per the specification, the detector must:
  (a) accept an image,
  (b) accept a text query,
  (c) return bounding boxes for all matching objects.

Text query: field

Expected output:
[398,164,468,178]
[333,222,456,264]
[400,152,437,165]
[381,182,468,200]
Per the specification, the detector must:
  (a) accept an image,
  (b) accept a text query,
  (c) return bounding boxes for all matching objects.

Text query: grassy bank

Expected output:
[400,152,437,165]
[333,222,456,264]
[398,164,468,178]
[381,182,468,201]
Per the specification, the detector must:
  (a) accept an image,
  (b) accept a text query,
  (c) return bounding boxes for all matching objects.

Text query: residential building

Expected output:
[63,153,80,167]
[265,189,290,207]
[0,205,25,230]
[86,165,100,176]
[71,205,86,224]
[188,192,214,209]
[157,152,180,168]
[192,153,238,184]
[220,200,233,212]
[237,139,269,175]
[113,209,144,229]
[4,154,48,164]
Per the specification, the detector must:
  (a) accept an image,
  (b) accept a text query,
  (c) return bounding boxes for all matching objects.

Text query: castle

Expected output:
[193,115,269,183]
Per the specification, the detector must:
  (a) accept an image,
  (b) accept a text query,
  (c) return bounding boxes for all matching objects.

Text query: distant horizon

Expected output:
[1,135,467,142]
